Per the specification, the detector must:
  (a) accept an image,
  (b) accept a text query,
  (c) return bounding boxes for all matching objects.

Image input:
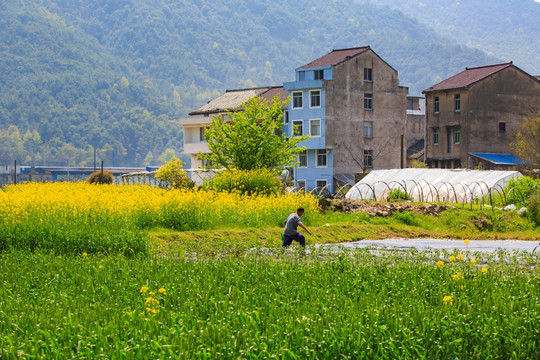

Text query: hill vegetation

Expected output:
[1,0,502,167]
[366,0,540,75]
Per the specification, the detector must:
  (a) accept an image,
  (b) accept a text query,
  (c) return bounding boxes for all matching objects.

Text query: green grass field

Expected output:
[0,249,538,359]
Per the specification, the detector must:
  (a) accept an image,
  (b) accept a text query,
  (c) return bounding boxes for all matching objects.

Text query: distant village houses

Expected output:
[181,48,539,192]
[423,62,540,170]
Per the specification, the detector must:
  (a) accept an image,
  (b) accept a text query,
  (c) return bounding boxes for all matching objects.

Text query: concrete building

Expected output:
[423,62,540,169]
[183,86,288,169]
[283,46,410,191]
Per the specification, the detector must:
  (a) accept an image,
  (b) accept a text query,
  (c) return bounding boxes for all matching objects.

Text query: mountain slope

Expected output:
[362,0,540,74]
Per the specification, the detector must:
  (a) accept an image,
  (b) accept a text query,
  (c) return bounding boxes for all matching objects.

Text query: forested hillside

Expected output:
[1,0,501,167]
[365,0,540,74]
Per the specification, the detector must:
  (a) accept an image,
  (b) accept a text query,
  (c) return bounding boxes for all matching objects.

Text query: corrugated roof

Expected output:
[423,62,513,93]
[298,46,370,69]
[189,86,287,115]
[469,153,531,165]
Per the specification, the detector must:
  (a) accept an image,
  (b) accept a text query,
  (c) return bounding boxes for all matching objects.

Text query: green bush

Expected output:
[155,157,194,190]
[209,168,282,196]
[505,176,540,207]
[527,191,540,226]
[388,188,411,201]
[87,170,114,184]
[392,211,418,226]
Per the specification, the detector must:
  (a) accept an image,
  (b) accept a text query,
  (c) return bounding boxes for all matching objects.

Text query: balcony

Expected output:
[283,80,323,91]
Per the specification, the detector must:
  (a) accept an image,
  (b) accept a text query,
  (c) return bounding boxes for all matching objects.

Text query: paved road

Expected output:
[317,239,540,253]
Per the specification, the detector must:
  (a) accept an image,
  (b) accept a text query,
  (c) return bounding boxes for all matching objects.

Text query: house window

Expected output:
[201,158,213,168]
[310,90,321,108]
[316,180,327,189]
[499,122,506,132]
[292,92,303,109]
[199,127,206,142]
[298,150,307,168]
[364,93,373,110]
[363,150,373,168]
[454,94,461,112]
[433,128,439,145]
[454,126,461,144]
[292,120,303,136]
[407,99,413,110]
[297,180,306,191]
[364,68,372,82]
[316,149,327,167]
[310,119,321,137]
[298,71,305,81]
[283,110,289,124]
[364,121,373,138]
[314,70,324,80]
[434,96,439,113]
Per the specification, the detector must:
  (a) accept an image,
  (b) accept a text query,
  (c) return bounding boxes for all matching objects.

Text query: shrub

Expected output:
[155,157,194,190]
[505,176,540,207]
[210,168,282,196]
[527,191,540,226]
[410,160,428,168]
[388,188,411,201]
[87,170,114,184]
[392,211,418,226]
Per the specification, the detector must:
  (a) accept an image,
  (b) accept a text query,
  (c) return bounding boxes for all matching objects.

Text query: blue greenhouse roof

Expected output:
[469,153,531,165]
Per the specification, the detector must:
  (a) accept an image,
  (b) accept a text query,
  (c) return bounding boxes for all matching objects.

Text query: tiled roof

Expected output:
[423,62,513,93]
[189,87,284,115]
[260,86,288,103]
[298,46,370,69]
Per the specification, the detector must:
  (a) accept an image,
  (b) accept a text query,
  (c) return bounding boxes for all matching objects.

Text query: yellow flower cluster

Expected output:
[140,285,166,316]
[442,295,453,304]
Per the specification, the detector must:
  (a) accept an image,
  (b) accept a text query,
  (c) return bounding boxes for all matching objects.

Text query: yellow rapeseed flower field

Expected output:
[0,182,319,233]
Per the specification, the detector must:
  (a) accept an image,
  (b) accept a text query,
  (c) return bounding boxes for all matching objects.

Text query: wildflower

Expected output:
[443,296,453,304]
[146,307,159,315]
[451,273,461,280]
[464,239,470,245]
[158,288,166,295]
[98,265,104,269]
[470,259,477,264]
[481,267,488,274]
[140,286,149,294]
[449,256,456,263]
[149,291,155,296]
[146,297,159,305]
[82,252,88,259]
[457,254,464,260]
[437,260,444,268]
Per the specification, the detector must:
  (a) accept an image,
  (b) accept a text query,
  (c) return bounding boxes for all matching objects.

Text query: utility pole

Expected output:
[13,160,17,185]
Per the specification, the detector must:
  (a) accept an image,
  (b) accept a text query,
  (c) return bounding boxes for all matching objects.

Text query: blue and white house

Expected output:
[283,61,333,192]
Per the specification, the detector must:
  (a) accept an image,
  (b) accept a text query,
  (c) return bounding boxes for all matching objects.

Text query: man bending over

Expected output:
[283,207,312,247]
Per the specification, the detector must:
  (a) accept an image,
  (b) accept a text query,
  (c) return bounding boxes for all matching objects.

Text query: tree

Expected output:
[199,95,309,171]
[154,156,194,189]
[511,113,540,166]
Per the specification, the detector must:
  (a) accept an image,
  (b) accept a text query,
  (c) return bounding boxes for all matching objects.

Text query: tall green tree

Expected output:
[199,96,308,171]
